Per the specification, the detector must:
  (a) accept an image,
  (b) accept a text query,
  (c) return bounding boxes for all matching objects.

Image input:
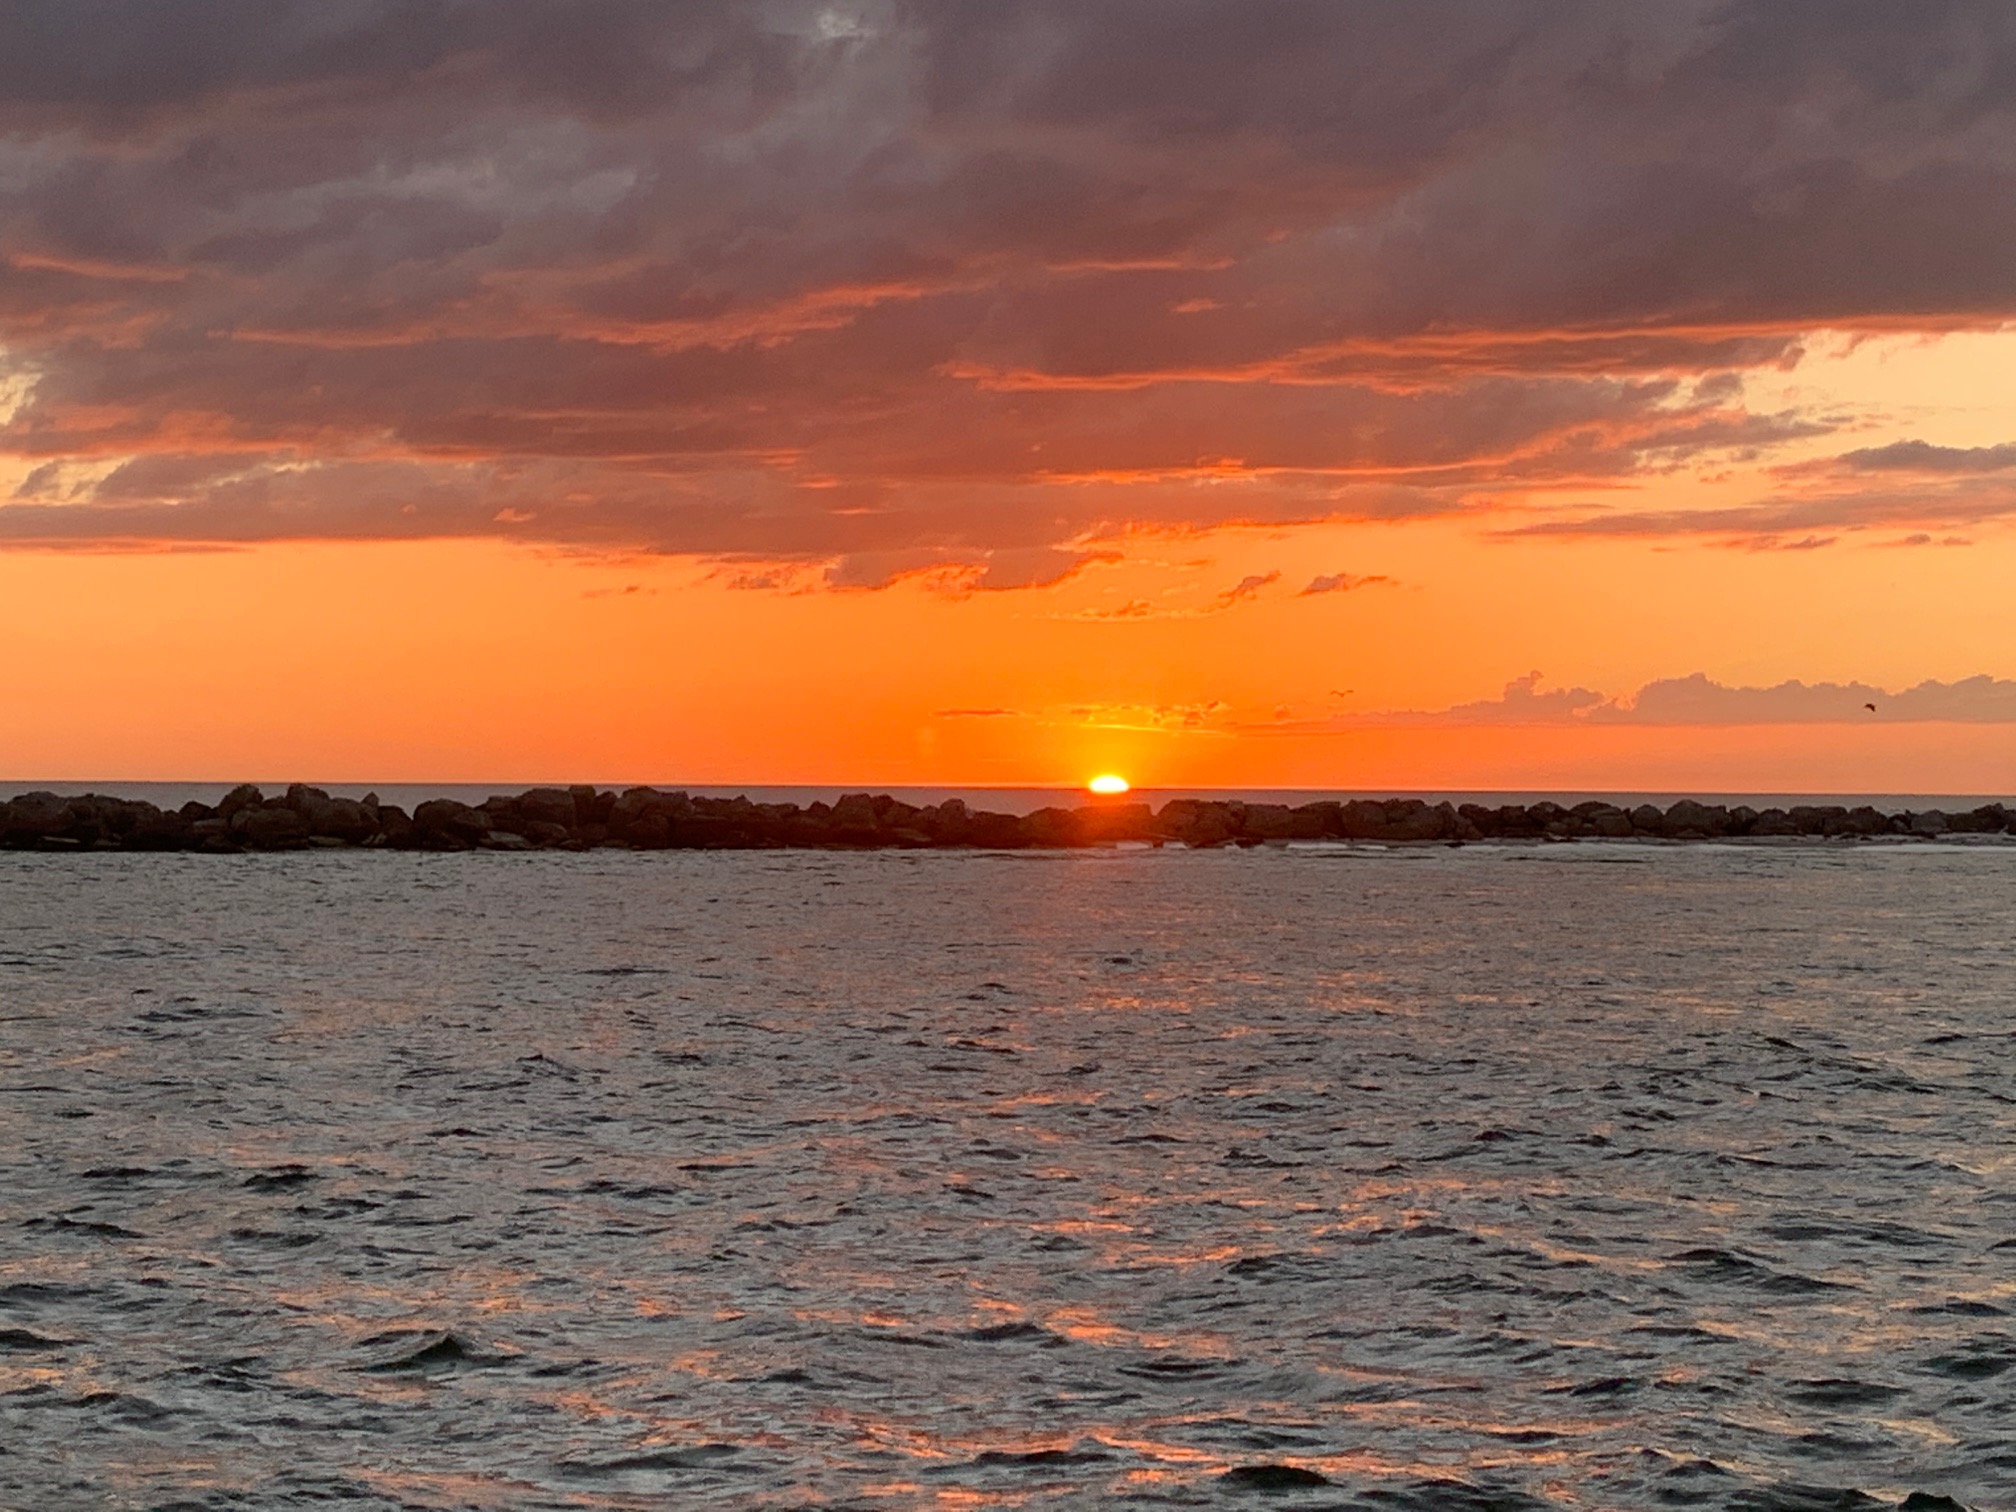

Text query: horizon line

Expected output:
[7,779,2012,802]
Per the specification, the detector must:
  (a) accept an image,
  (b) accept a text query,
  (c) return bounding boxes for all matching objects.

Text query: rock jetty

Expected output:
[1,786,2010,853]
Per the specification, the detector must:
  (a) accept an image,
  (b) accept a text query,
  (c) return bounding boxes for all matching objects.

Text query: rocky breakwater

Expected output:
[1,786,2011,854]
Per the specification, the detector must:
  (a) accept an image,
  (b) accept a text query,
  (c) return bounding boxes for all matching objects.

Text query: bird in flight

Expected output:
[1864,702,1877,712]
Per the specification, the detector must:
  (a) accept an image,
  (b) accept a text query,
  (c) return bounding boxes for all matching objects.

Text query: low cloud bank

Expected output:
[1358,671,2016,727]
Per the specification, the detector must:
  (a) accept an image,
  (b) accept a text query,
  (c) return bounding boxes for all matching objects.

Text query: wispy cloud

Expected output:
[1212,570,1280,608]
[1069,569,1288,621]
[1299,571,1393,595]
[1499,479,2016,543]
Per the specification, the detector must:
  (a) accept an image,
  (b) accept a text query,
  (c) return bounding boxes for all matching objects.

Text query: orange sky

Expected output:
[2,5,2014,791]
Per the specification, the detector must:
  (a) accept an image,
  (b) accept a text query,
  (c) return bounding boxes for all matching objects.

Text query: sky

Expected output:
[2,1,2014,791]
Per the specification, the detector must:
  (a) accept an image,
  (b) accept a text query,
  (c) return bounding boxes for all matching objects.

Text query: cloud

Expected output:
[1884,532,1972,547]
[1740,533,1835,552]
[3,2,2016,568]
[1066,699,1230,733]
[1068,568,1284,620]
[935,707,1018,718]
[1300,571,1392,595]
[1337,671,2016,727]
[1212,570,1279,608]
[1835,440,2016,475]
[1072,597,1161,621]
[1500,476,2016,542]
[1357,671,1612,727]
[1598,673,2016,725]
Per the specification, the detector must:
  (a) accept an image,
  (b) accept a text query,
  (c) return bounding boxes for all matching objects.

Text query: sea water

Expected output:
[1,844,2011,1509]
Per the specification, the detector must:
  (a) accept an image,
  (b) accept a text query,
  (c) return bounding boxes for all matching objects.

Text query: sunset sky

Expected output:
[2,1,2013,790]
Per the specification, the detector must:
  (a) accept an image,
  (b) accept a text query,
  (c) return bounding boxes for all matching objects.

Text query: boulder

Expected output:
[924,798,974,845]
[190,816,239,852]
[122,805,194,850]
[232,806,310,849]
[1157,800,1235,847]
[1336,798,1452,841]
[42,794,169,847]
[374,805,418,848]
[1572,802,1632,837]
[608,787,691,844]
[1385,800,1455,841]
[872,794,924,828]
[570,785,613,828]
[1457,803,1502,837]
[1788,805,1847,835]
[1238,803,1297,841]
[283,784,332,813]
[1950,804,2011,834]
[828,793,884,844]
[1072,802,1155,844]
[304,797,378,844]
[966,809,1027,848]
[1,792,74,845]
[1663,800,1730,837]
[1017,806,1077,847]
[1844,806,1889,836]
[413,799,491,847]
[513,788,579,829]
[217,784,266,821]
[1338,799,1391,839]
[1291,801,1343,839]
[626,812,676,848]
[1749,807,1800,836]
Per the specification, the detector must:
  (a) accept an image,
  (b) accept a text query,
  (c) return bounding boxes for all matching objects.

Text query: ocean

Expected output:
[1,843,2011,1509]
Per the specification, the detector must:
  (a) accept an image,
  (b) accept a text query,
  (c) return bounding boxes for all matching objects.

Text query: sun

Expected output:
[1087,774,1131,795]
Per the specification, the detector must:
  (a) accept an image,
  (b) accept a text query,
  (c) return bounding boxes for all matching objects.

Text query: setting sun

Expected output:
[1087,774,1131,795]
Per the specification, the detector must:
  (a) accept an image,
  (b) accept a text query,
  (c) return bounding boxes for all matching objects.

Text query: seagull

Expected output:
[1864,702,1877,713]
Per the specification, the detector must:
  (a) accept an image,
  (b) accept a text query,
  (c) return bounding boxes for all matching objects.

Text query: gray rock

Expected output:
[514,788,578,829]
[217,784,266,821]
[232,806,310,849]
[413,799,491,847]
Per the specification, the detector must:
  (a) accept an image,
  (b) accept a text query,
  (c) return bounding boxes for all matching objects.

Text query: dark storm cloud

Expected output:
[3,0,2014,569]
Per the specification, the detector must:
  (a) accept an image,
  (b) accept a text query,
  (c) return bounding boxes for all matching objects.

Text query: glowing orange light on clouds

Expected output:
[1088,774,1131,795]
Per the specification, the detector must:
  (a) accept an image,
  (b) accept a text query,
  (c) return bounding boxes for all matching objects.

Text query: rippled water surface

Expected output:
[2,845,2013,1510]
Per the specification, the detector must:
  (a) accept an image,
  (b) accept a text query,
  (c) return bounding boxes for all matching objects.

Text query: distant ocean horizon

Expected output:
[4,781,2008,817]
